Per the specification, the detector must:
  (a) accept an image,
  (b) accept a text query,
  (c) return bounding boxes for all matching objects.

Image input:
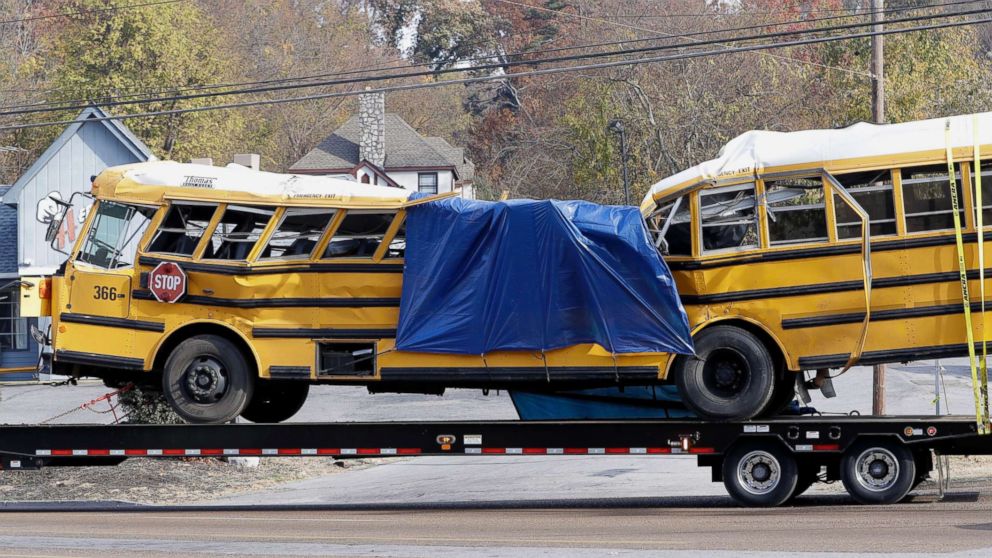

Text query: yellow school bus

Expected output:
[22,161,668,423]
[640,112,992,419]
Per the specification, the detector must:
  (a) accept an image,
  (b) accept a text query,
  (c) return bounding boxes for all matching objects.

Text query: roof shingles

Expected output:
[290,114,472,179]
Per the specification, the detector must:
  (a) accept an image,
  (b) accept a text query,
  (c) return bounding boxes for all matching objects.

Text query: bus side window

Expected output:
[833,169,897,238]
[975,161,992,226]
[208,206,275,261]
[647,196,691,256]
[383,218,406,259]
[699,184,759,253]
[260,208,336,260]
[147,203,217,257]
[901,164,964,233]
[764,176,828,245]
[322,211,397,259]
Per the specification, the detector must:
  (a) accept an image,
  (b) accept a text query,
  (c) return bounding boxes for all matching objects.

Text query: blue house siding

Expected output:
[0,107,154,380]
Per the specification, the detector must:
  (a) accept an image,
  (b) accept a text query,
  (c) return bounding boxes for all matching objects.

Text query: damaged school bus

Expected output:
[641,112,992,421]
[21,161,693,423]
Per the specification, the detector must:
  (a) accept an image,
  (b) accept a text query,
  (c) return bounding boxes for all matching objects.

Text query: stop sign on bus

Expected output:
[148,261,187,303]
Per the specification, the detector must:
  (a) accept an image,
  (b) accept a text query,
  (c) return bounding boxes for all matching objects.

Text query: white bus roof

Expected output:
[99,161,414,205]
[642,111,992,207]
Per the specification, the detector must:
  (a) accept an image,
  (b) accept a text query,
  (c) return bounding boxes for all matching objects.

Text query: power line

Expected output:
[1,5,984,119]
[1,12,988,133]
[493,0,872,78]
[0,0,187,26]
[1,0,976,111]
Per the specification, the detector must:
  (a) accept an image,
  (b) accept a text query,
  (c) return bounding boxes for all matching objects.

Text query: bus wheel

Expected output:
[162,335,254,424]
[674,325,776,420]
[240,381,310,423]
[722,442,798,507]
[840,439,915,505]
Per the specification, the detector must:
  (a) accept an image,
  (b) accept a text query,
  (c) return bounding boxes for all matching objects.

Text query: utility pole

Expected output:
[871,0,886,416]
[608,119,631,205]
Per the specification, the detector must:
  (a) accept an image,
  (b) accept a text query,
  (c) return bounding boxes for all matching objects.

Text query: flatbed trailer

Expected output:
[0,416,989,507]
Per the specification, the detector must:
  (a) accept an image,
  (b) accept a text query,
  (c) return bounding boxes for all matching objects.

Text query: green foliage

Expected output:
[43,0,248,161]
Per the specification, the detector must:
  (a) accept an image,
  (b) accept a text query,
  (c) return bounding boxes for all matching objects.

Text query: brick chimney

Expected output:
[358,89,385,168]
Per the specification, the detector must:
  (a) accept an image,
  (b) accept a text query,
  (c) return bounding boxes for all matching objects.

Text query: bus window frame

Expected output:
[253,207,339,264]
[896,162,972,236]
[759,173,834,248]
[317,209,404,262]
[697,181,763,256]
[197,204,278,263]
[73,199,158,271]
[143,200,222,262]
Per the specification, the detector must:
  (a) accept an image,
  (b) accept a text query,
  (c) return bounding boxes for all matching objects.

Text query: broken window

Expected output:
[647,196,691,256]
[322,211,398,259]
[764,176,828,246]
[833,169,897,239]
[207,205,275,260]
[259,209,335,260]
[974,161,992,226]
[902,164,965,233]
[699,184,759,253]
[146,203,217,257]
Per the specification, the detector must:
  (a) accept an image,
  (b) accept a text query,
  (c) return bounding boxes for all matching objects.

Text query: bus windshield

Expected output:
[76,201,155,269]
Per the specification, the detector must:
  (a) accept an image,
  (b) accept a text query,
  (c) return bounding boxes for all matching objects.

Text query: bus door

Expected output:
[65,200,155,319]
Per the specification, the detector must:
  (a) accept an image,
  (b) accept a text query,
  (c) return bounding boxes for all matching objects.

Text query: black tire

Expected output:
[240,380,310,423]
[162,335,254,424]
[840,439,916,505]
[722,441,799,507]
[674,326,776,420]
[762,370,798,416]
[787,464,821,502]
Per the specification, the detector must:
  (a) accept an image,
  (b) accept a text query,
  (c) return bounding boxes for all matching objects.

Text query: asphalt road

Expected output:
[0,484,989,557]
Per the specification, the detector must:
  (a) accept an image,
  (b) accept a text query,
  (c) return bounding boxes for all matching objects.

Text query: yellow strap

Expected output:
[973,116,991,433]
[947,120,987,434]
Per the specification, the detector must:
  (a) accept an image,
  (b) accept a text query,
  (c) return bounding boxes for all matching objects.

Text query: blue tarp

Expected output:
[395,197,694,356]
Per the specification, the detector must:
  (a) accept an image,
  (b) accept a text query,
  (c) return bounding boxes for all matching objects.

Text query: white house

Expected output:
[289,92,474,198]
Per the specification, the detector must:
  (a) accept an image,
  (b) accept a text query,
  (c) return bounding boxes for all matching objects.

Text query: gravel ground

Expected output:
[0,456,382,504]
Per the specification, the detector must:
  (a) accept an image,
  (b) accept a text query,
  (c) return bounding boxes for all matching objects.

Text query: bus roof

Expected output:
[93,161,414,207]
[641,111,992,210]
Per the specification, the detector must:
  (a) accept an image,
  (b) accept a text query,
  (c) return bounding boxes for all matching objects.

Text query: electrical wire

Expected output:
[1,0,974,111]
[2,0,977,113]
[1,12,989,132]
[1,5,985,119]
[0,0,187,26]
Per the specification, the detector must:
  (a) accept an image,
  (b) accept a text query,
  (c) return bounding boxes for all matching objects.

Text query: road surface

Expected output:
[0,483,989,557]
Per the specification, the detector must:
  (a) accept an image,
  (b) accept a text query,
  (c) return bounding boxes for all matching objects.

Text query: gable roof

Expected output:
[3,106,156,203]
[290,113,470,178]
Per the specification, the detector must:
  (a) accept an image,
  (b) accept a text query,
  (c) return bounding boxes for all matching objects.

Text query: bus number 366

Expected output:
[92,286,120,301]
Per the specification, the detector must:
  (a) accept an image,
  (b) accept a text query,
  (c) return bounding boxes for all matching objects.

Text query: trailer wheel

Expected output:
[722,442,798,507]
[787,464,821,502]
[840,439,915,505]
[674,326,776,420]
[162,335,253,424]
[240,380,310,423]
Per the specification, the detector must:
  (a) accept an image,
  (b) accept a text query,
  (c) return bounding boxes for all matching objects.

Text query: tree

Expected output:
[43,0,248,161]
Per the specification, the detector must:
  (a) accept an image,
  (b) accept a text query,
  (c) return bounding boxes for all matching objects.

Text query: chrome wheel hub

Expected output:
[737,450,781,495]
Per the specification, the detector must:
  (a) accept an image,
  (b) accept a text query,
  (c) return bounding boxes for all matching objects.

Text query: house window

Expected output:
[418,172,438,194]
[0,286,27,351]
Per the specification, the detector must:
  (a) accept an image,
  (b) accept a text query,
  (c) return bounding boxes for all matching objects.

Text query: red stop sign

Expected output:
[148,261,187,303]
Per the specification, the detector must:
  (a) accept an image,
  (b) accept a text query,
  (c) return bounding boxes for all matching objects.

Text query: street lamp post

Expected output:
[607,119,631,205]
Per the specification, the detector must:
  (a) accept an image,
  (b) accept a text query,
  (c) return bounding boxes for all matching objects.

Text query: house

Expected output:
[289,92,475,198]
[0,106,155,379]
